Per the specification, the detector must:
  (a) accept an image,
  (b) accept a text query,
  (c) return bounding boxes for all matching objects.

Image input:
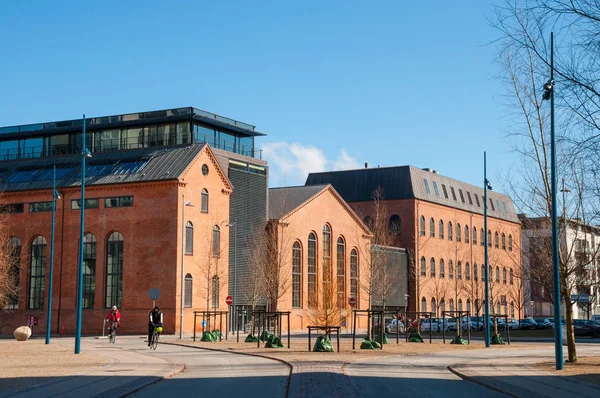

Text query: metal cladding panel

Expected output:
[370,246,409,308]
[268,185,328,220]
[227,167,267,305]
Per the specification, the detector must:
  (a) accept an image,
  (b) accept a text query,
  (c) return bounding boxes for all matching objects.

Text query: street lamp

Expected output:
[45,166,61,345]
[530,300,535,318]
[542,32,564,370]
[179,195,194,340]
[226,219,237,333]
[75,115,92,355]
[484,151,493,348]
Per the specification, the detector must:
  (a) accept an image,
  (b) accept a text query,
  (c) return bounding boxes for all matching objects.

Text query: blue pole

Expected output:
[75,115,86,354]
[549,32,564,370]
[45,165,57,344]
[484,151,491,348]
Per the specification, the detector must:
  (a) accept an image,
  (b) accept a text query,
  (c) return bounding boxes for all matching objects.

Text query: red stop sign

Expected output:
[348,297,356,307]
[226,296,233,306]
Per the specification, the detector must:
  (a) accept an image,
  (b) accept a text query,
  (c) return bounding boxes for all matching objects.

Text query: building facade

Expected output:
[0,107,266,335]
[307,166,524,320]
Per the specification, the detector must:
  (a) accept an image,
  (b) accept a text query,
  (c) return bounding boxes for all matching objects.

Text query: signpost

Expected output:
[226,296,233,306]
[148,288,160,308]
[349,297,356,308]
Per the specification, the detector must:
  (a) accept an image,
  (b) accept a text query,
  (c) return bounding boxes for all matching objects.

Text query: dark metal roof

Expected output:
[306,166,520,223]
[0,143,206,192]
[268,185,329,220]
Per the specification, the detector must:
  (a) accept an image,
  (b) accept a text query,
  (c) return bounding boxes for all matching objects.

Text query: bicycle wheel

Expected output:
[151,331,159,350]
[109,330,115,344]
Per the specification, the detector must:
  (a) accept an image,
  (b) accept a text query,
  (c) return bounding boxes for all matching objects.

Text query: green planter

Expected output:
[313,335,334,352]
[245,334,258,343]
[201,331,216,342]
[450,335,467,345]
[359,338,381,349]
[374,334,389,344]
[266,334,284,348]
[408,332,424,343]
[259,330,272,342]
[491,333,505,345]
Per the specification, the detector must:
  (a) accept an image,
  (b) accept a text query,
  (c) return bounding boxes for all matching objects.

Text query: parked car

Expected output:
[519,318,538,330]
[446,317,469,332]
[507,318,520,330]
[573,319,600,338]
[421,318,440,333]
[534,318,553,329]
[385,319,406,334]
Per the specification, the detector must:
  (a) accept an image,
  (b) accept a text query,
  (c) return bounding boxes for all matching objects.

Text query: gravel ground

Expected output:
[0,339,107,393]
[532,355,600,386]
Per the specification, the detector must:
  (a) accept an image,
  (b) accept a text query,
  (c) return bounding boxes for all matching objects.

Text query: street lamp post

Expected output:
[530,300,535,318]
[45,166,61,345]
[179,195,194,340]
[75,115,91,355]
[484,151,492,348]
[227,220,237,332]
[543,32,564,370]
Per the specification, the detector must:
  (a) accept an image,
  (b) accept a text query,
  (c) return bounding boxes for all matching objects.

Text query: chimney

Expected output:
[365,162,368,169]
[432,170,439,174]
[422,168,433,173]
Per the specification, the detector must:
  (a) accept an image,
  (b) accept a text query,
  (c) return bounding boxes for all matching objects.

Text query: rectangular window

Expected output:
[95,129,120,152]
[466,192,473,205]
[185,223,193,255]
[450,187,457,201]
[489,198,496,211]
[105,237,123,308]
[71,198,99,210]
[293,244,302,308]
[105,196,134,208]
[185,277,192,308]
[459,189,466,203]
[474,194,481,207]
[0,203,24,213]
[29,201,52,212]
[441,184,449,199]
[432,181,440,197]
[496,199,502,214]
[122,127,144,150]
[503,201,509,214]
[82,236,96,309]
[423,178,431,195]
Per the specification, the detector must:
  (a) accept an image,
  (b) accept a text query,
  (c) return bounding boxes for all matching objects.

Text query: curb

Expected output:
[119,363,187,397]
[447,366,522,398]
[162,342,293,397]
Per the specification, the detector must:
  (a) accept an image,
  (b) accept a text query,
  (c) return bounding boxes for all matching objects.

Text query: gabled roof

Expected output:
[306,166,520,223]
[268,184,372,236]
[0,143,213,192]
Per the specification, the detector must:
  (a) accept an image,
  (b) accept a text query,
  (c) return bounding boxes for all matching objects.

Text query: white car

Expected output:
[446,317,470,332]
[421,318,440,333]
[385,319,406,334]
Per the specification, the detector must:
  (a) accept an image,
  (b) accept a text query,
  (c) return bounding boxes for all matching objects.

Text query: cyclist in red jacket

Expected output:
[106,305,121,334]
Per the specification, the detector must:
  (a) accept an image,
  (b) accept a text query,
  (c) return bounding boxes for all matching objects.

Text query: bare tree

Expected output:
[243,226,269,333]
[194,220,228,312]
[0,211,18,311]
[305,270,342,330]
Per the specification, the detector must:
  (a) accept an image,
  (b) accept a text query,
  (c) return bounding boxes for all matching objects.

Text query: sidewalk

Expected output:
[450,358,600,398]
[2,337,185,398]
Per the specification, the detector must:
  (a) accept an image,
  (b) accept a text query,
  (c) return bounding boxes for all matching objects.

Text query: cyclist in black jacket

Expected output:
[148,306,163,347]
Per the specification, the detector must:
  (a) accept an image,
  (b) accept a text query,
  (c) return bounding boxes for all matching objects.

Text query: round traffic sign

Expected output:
[226,295,233,306]
[148,288,160,300]
[348,297,356,307]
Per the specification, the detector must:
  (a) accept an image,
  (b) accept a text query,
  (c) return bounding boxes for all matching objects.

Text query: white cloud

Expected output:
[262,141,360,187]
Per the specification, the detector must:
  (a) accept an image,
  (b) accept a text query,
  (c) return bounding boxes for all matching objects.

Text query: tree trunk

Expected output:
[565,298,577,363]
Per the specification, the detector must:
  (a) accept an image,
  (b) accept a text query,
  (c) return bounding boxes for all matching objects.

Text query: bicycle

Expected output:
[150,325,162,350]
[108,322,118,344]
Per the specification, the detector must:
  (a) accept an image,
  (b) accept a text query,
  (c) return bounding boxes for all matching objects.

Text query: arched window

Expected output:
[336,237,345,309]
[494,232,499,248]
[488,230,492,247]
[449,298,455,312]
[501,233,506,250]
[439,259,445,278]
[440,299,446,314]
[420,216,426,236]
[322,225,332,307]
[457,261,462,280]
[495,266,500,283]
[185,221,194,254]
[185,274,193,308]
[439,220,444,239]
[105,232,124,308]
[421,297,427,313]
[508,235,513,251]
[510,302,515,318]
[389,215,401,235]
[431,298,437,316]
[456,223,461,242]
[510,268,514,285]
[473,227,477,245]
[82,233,97,309]
[5,237,21,310]
[502,267,507,284]
[474,263,478,281]
[350,249,358,307]
[430,258,436,277]
[29,236,47,309]
[448,222,453,240]
[458,299,463,312]
[363,216,373,230]
[430,218,435,237]
[467,299,471,315]
[465,262,471,280]
[212,225,220,257]
[308,233,317,308]
[465,225,469,243]
[292,242,302,308]
[211,276,219,308]
[420,256,426,276]
[449,260,454,279]
[201,188,209,213]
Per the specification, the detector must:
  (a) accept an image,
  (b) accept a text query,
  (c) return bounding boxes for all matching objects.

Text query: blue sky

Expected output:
[0,1,516,190]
